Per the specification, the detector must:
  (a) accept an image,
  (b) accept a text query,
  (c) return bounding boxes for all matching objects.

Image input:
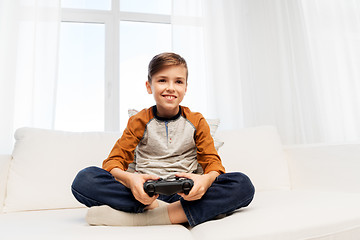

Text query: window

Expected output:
[119,21,172,129]
[57,0,173,132]
[120,0,171,14]
[56,22,105,131]
[61,0,111,10]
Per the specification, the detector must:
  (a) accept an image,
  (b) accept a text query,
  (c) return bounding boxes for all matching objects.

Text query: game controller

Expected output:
[144,177,194,197]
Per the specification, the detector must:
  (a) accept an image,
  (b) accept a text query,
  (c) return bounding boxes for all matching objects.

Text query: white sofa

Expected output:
[1,126,360,240]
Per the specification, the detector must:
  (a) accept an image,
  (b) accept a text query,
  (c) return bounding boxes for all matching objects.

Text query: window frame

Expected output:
[60,0,171,131]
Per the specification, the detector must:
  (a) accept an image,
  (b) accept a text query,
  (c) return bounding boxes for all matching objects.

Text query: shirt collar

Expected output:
[152,105,182,121]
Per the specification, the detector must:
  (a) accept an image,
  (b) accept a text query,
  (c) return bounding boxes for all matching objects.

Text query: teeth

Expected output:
[165,96,175,100]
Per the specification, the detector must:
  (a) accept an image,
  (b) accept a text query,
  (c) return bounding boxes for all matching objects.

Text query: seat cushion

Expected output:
[1,191,360,239]
[0,208,194,240]
[190,190,360,240]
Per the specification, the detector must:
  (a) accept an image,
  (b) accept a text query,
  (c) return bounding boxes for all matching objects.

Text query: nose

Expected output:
[166,82,175,92]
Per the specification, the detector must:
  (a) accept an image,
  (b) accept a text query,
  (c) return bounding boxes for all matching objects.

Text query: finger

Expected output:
[141,188,159,199]
[134,186,152,201]
[178,188,199,200]
[185,183,206,200]
[144,194,159,205]
[144,174,160,181]
[175,172,192,179]
[179,192,201,201]
[178,192,185,198]
[137,193,158,205]
[178,193,193,201]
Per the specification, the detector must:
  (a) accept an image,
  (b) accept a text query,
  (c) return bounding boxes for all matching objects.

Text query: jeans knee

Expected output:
[72,166,103,191]
[229,172,255,203]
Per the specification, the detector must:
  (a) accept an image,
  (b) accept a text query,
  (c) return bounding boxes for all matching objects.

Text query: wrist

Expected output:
[204,171,219,185]
[110,168,133,188]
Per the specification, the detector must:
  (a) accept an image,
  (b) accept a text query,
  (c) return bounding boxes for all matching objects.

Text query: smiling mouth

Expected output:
[163,95,177,100]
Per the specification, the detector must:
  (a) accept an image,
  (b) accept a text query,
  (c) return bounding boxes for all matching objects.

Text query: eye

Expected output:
[158,79,166,83]
[176,80,184,84]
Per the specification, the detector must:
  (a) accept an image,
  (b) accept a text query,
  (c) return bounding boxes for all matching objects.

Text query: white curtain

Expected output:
[301,0,360,143]
[200,0,360,144]
[0,0,61,154]
[1,0,360,154]
[171,0,210,115]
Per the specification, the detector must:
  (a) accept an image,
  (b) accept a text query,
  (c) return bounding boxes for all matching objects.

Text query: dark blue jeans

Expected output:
[71,166,255,227]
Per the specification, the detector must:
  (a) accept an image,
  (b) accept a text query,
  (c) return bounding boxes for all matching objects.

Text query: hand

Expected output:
[127,173,160,205]
[110,168,160,205]
[176,171,219,201]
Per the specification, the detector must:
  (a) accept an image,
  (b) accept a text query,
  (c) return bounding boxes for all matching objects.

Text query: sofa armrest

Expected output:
[284,143,360,193]
[0,154,12,213]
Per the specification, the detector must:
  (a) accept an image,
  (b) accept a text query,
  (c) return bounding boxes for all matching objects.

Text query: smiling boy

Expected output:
[71,52,255,227]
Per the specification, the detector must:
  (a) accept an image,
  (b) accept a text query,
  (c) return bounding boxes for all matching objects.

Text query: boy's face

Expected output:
[146,65,187,118]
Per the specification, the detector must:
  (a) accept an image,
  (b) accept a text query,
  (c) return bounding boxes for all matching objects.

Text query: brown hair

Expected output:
[148,52,188,83]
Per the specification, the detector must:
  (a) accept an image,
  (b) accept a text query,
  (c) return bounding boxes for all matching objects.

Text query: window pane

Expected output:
[61,0,111,10]
[55,22,105,131]
[120,0,171,15]
[119,21,171,130]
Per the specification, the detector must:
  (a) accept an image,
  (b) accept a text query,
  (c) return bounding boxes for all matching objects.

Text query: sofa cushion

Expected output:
[0,208,194,240]
[4,128,121,212]
[2,191,360,240]
[216,126,290,191]
[191,190,360,240]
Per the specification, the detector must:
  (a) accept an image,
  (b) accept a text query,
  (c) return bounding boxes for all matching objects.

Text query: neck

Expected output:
[153,106,181,121]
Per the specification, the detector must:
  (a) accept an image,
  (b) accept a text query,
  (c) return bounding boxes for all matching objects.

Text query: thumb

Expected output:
[144,174,160,181]
[175,172,192,179]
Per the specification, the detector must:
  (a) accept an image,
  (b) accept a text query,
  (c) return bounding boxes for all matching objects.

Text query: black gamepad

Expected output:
[144,177,194,197]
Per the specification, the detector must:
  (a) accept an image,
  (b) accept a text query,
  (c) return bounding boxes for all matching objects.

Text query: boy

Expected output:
[71,52,255,227]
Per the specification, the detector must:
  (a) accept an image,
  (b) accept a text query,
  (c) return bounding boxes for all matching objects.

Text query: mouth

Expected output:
[163,95,177,100]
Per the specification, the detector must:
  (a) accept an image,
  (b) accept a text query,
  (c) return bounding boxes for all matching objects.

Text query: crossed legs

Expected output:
[72,167,255,227]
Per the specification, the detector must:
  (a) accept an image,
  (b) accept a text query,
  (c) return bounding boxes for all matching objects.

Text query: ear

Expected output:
[146,81,152,94]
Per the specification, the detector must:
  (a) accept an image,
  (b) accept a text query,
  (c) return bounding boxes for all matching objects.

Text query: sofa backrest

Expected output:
[4,125,290,212]
[216,126,291,191]
[0,154,11,213]
[4,128,122,213]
